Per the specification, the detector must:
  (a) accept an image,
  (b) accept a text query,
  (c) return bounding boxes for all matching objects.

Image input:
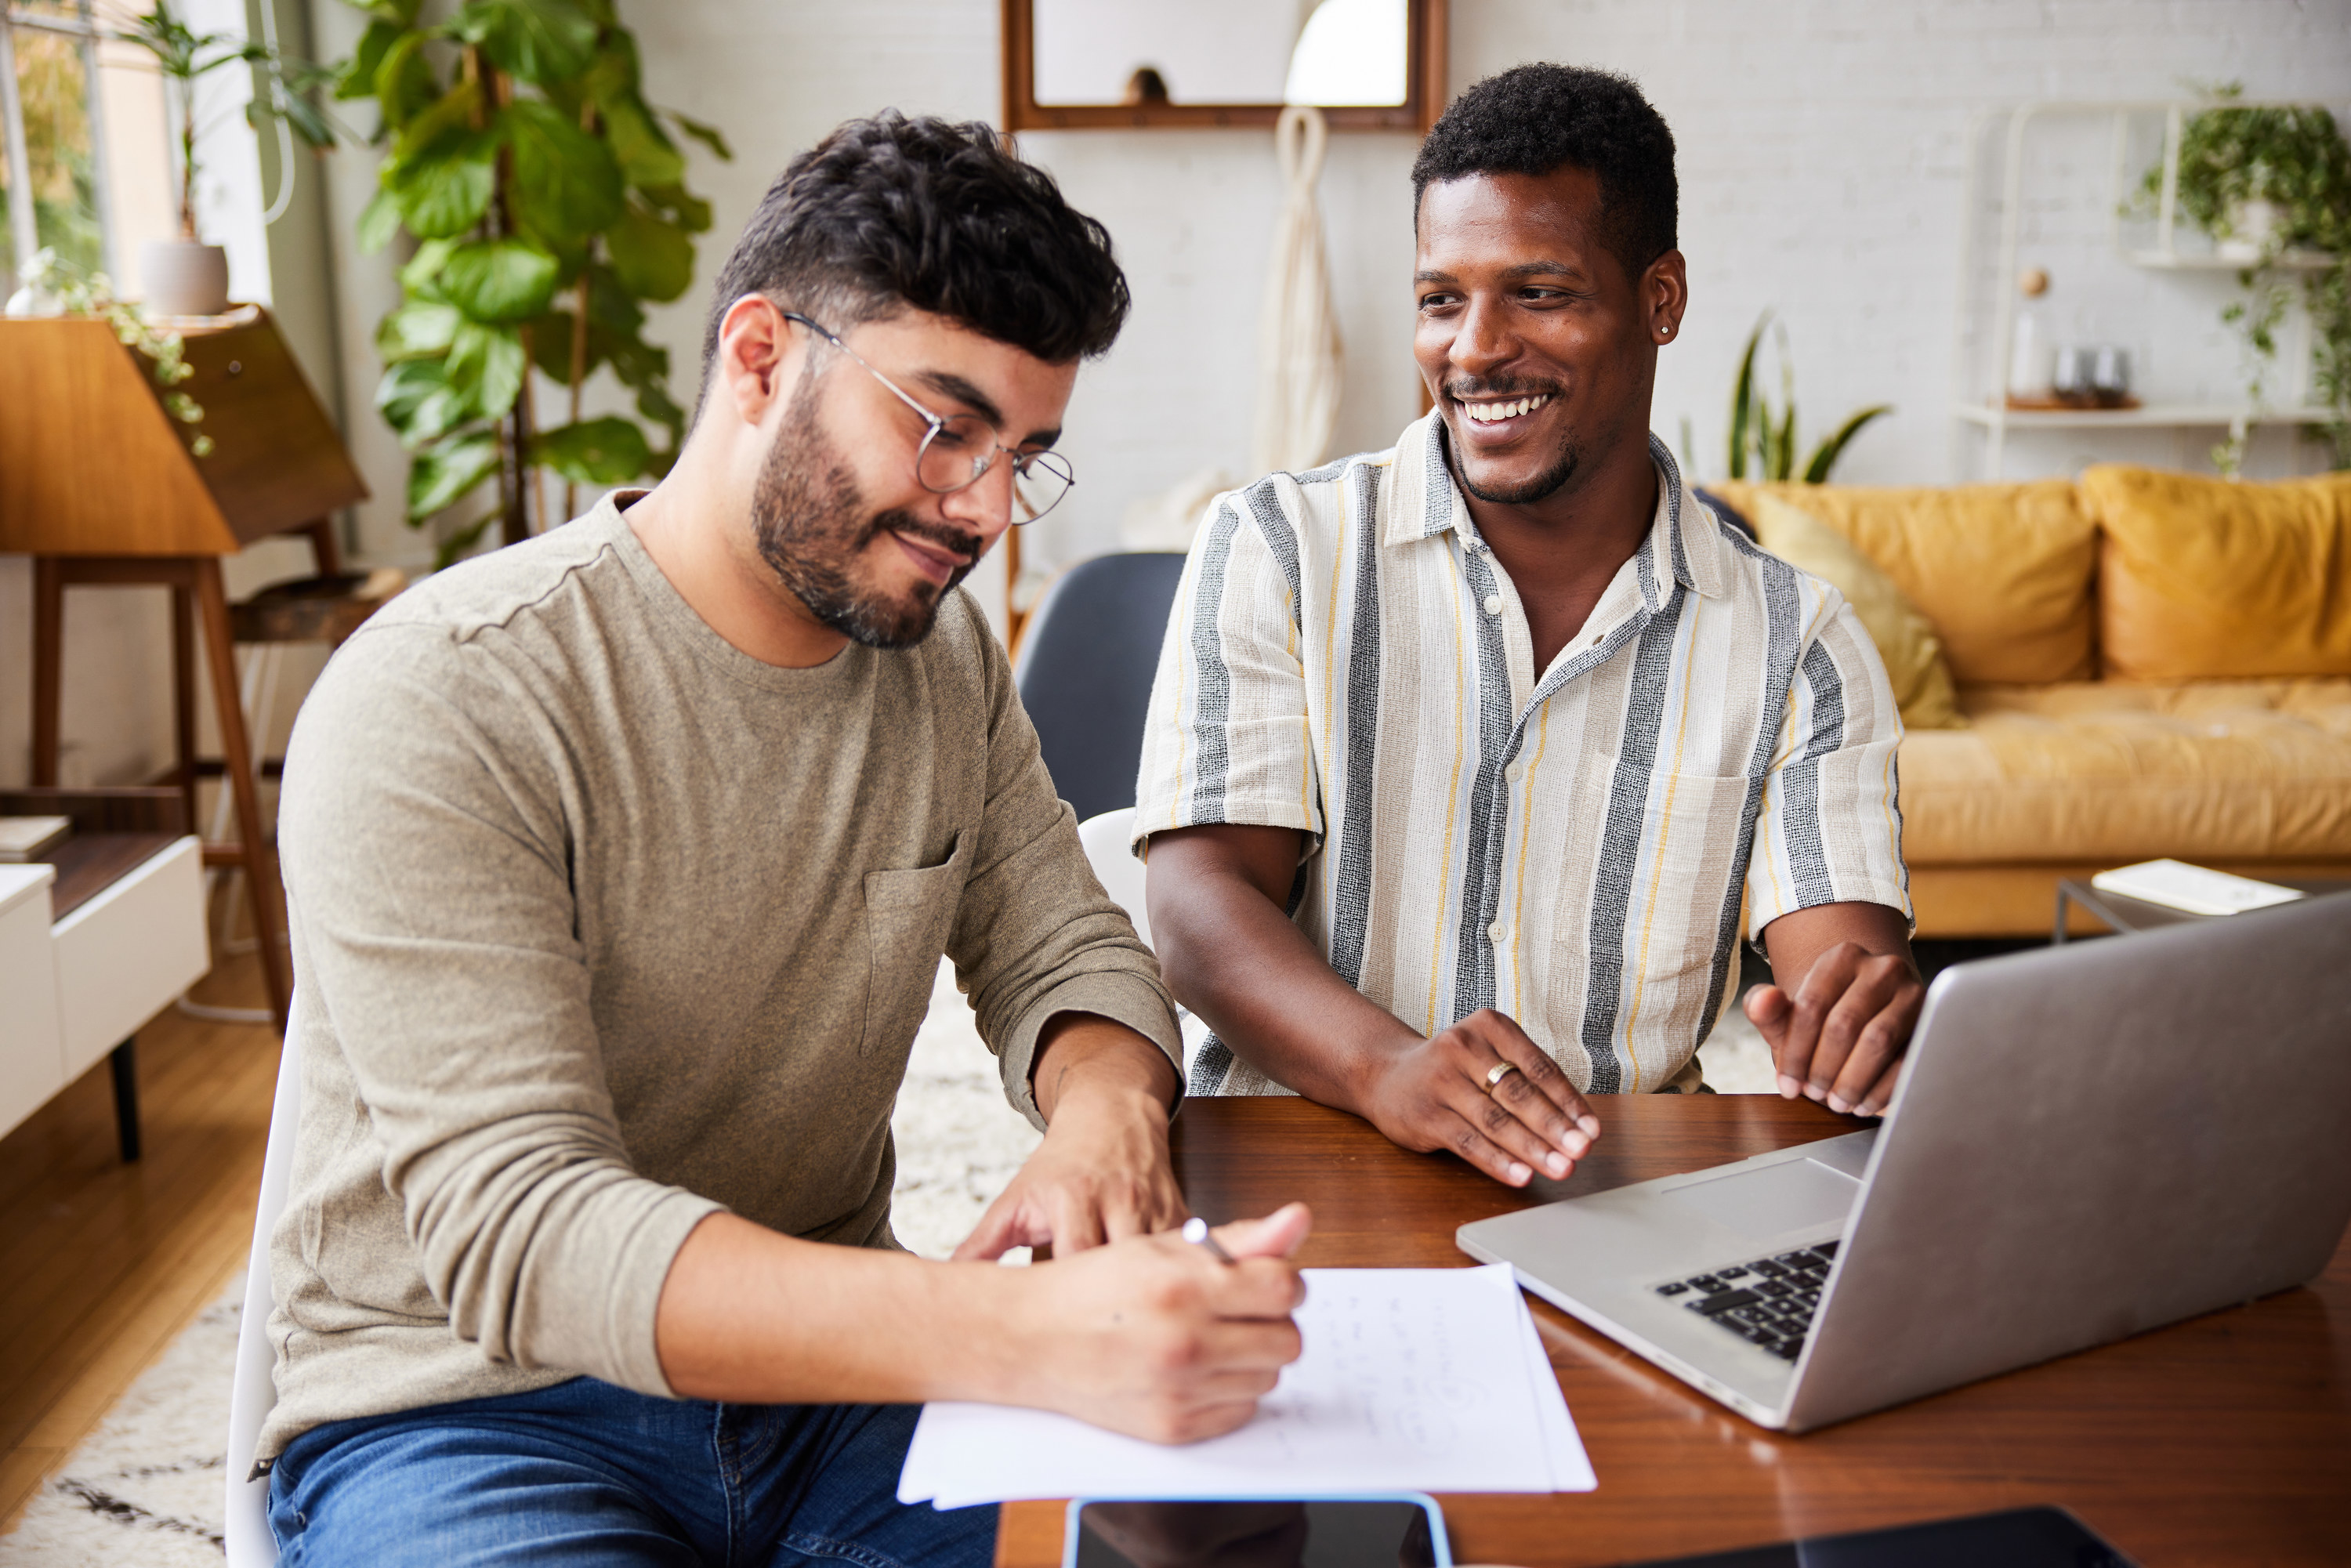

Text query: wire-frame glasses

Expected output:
[781,311,1073,525]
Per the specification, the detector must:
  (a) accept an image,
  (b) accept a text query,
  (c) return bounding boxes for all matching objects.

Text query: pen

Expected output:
[1181,1215,1235,1263]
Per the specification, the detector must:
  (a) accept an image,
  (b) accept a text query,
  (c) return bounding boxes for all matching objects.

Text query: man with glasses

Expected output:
[263,112,1309,1566]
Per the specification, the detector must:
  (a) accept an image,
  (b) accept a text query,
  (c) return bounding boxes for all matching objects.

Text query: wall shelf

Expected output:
[1953,97,2347,478]
[1954,401,2333,430]
[2124,248,2338,273]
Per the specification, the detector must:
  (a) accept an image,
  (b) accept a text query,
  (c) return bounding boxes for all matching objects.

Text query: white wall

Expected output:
[622,0,2351,596]
[18,0,2349,787]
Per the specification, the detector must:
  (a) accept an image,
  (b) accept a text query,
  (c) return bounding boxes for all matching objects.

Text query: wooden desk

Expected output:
[996,1097,2351,1568]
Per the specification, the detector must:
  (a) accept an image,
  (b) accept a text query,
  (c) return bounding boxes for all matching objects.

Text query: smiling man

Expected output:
[1137,66,1921,1188]
[265,114,1309,1566]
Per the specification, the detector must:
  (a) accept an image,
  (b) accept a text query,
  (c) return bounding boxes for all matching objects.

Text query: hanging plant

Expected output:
[2136,85,2351,473]
[23,247,214,457]
[334,0,731,565]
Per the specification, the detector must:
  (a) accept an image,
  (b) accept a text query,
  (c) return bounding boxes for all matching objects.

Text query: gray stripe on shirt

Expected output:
[1183,502,1246,821]
[1780,639,1848,907]
[1328,462,1386,990]
[1578,587,1686,1094]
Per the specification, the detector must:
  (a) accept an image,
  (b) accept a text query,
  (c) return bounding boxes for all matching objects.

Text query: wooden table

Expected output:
[996,1097,2351,1567]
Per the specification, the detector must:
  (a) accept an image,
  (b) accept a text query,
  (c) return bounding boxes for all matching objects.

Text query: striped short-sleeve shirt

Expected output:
[1134,415,1911,1098]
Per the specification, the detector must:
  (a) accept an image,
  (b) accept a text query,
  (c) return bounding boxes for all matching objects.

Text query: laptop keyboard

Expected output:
[1653,1240,1839,1360]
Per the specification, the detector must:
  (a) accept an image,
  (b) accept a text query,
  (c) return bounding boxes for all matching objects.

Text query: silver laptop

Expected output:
[1458,893,2351,1432]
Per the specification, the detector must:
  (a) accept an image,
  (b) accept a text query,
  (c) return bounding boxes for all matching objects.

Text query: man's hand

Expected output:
[1746,903,1923,1118]
[1359,1009,1599,1187]
[957,1012,1185,1260]
[1014,1204,1313,1443]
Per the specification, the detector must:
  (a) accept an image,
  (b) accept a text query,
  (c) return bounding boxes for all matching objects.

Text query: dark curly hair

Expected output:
[697,111,1129,400]
[1411,64,1678,285]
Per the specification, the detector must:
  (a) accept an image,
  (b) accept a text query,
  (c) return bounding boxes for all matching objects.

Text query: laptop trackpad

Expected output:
[1663,1158,1861,1240]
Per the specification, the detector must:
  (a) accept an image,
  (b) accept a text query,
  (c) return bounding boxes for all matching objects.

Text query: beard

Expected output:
[751,368,982,650]
[1444,377,1581,506]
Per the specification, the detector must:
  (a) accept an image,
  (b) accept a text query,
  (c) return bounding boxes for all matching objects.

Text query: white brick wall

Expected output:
[13,0,2349,785]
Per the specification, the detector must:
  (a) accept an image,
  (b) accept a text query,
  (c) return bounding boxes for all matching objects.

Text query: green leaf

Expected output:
[397,237,458,299]
[432,511,499,567]
[602,94,684,190]
[635,378,686,444]
[585,261,647,334]
[440,237,563,321]
[375,299,462,360]
[532,416,650,483]
[637,182,712,234]
[375,357,474,447]
[357,187,404,252]
[604,204,694,301]
[407,429,503,520]
[446,320,527,420]
[388,132,497,238]
[501,100,626,242]
[524,309,600,382]
[448,0,600,85]
[335,18,402,102]
[371,29,440,132]
[663,109,733,161]
[1726,314,1765,481]
[1800,404,1893,485]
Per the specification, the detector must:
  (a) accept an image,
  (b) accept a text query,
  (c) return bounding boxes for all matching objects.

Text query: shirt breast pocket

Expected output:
[862,831,970,1057]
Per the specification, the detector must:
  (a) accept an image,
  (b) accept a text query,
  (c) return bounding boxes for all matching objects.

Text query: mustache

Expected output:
[1444,375,1564,402]
[868,509,982,572]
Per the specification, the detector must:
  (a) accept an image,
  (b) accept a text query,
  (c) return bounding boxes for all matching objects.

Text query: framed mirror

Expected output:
[1001,0,1447,132]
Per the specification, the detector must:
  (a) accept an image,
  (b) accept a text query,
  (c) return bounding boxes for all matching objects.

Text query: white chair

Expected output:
[1076,808,1211,1077]
[225,996,302,1567]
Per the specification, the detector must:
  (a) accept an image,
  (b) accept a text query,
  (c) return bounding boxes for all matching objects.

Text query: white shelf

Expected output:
[2125,248,2339,273]
[1955,402,2334,430]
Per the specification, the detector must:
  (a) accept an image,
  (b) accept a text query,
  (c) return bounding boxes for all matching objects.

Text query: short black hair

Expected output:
[1411,64,1678,285]
[697,111,1129,397]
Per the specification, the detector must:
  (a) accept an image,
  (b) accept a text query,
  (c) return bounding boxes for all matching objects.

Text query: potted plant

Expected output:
[333,0,730,563]
[108,2,337,317]
[2138,86,2351,473]
[1722,312,1893,483]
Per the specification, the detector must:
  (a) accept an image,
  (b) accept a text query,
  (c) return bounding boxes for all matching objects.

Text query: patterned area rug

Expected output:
[0,965,1772,1563]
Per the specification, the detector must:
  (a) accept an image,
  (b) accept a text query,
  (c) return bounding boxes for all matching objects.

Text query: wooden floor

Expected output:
[0,951,278,1531]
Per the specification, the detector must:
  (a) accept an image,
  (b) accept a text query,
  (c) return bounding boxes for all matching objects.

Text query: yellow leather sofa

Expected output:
[1708,467,2351,937]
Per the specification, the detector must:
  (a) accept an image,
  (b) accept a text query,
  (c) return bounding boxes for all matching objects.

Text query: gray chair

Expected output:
[1012,552,1189,824]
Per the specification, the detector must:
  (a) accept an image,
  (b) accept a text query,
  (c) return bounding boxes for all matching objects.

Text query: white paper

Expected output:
[898,1263,1593,1508]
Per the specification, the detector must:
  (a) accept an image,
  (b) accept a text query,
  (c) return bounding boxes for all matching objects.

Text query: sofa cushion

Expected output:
[1748,492,1966,729]
[2079,465,2351,683]
[1707,479,2097,685]
[1900,679,2351,864]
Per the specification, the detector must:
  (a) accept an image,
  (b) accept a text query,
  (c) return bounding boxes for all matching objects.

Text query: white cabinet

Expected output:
[0,837,208,1144]
[53,837,207,1079]
[0,866,65,1140]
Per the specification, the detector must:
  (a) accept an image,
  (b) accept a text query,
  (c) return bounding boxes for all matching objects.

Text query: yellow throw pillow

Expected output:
[1749,492,1967,730]
[2078,465,2351,683]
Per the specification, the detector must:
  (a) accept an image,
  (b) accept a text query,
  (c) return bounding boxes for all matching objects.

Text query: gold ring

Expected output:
[1484,1061,1521,1093]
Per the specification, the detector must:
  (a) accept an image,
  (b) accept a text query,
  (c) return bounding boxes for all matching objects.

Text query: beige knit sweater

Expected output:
[261,494,1179,1461]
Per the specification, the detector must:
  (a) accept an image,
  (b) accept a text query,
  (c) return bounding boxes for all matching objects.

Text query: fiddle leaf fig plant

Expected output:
[335,0,731,564]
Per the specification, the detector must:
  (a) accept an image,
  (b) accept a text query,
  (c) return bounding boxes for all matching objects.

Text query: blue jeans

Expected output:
[266,1377,996,1567]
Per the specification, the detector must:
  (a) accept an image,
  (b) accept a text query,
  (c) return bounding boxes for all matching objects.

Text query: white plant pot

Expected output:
[141,240,231,317]
[2215,198,2280,264]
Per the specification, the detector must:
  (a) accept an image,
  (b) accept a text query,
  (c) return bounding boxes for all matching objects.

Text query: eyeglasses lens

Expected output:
[917,416,1071,523]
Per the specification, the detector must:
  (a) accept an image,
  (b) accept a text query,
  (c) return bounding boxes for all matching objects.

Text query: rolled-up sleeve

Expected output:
[1133,492,1323,853]
[279,632,721,1397]
[943,608,1184,1129]
[1746,593,1914,937]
